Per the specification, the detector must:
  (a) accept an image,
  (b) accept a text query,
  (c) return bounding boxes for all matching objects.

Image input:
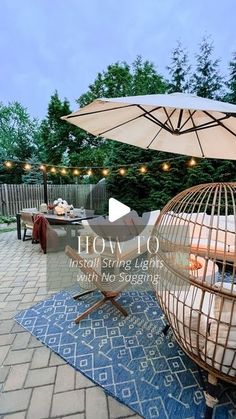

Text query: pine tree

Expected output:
[167,42,191,93]
[0,101,38,161]
[225,52,236,104]
[21,156,43,184]
[78,62,132,107]
[131,56,167,95]
[191,37,223,98]
[39,91,74,165]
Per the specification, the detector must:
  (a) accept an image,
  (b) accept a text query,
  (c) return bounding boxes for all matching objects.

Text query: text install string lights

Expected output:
[2,156,199,176]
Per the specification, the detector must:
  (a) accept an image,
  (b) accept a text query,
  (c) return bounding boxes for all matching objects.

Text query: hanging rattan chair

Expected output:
[151,183,236,417]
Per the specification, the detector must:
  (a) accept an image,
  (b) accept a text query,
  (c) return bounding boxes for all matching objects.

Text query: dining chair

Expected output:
[33,214,67,253]
[20,211,35,241]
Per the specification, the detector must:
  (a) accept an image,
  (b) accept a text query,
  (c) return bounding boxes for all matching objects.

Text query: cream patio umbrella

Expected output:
[62,92,236,160]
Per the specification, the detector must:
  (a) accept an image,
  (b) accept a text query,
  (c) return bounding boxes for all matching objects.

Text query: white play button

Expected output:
[108,198,131,222]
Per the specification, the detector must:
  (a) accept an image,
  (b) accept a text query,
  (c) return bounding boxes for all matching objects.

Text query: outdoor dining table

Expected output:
[16,212,99,240]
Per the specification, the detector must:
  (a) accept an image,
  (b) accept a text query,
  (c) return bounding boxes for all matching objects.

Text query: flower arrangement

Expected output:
[52,198,73,216]
[53,198,68,208]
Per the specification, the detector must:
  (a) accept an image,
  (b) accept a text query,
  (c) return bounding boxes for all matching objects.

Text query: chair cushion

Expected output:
[204,282,236,376]
[53,227,67,238]
[158,285,214,355]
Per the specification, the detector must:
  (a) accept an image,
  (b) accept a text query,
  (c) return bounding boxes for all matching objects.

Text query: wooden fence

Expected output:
[0,183,107,216]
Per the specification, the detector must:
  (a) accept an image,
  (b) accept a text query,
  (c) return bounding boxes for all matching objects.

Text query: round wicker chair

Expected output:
[151,183,236,417]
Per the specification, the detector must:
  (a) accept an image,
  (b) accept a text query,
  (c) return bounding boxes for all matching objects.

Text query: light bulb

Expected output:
[73,169,79,176]
[87,169,92,176]
[24,163,31,170]
[119,168,126,175]
[61,168,67,175]
[162,163,170,172]
[188,157,197,167]
[5,161,12,168]
[139,166,147,173]
[50,167,56,173]
[102,168,109,176]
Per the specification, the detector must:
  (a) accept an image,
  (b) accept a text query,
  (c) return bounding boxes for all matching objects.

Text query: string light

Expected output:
[162,162,170,172]
[119,168,126,175]
[24,163,31,171]
[139,166,147,174]
[102,168,109,176]
[188,157,197,167]
[2,156,199,177]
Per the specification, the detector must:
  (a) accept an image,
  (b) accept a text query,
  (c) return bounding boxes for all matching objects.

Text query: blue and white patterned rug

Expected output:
[15,289,236,419]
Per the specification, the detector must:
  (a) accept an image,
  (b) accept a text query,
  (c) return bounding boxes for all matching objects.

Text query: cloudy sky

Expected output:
[1,0,235,118]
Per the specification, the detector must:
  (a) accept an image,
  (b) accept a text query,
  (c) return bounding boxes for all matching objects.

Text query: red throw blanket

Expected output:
[33,214,59,253]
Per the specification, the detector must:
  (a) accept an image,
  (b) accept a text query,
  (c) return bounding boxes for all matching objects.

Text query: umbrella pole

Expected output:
[43,171,48,204]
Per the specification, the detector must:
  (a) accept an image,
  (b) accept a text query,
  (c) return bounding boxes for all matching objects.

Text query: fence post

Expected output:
[4,184,10,216]
[89,184,93,209]
[43,172,48,204]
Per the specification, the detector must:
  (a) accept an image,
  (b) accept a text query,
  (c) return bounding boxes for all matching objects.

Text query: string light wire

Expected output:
[1,155,198,175]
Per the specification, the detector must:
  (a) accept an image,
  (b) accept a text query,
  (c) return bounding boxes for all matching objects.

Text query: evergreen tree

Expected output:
[191,37,223,98]
[0,149,9,184]
[0,102,39,183]
[167,42,191,93]
[0,101,38,160]
[21,155,43,184]
[78,62,132,107]
[131,56,167,95]
[39,91,77,165]
[225,52,236,104]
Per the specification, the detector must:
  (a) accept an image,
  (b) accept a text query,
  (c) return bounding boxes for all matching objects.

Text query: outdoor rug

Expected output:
[15,289,236,419]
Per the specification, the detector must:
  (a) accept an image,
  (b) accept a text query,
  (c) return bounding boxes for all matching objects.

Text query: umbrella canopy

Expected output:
[62,93,236,160]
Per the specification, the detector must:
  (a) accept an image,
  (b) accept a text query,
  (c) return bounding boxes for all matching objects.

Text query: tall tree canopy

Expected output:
[191,37,223,98]
[39,91,77,165]
[167,42,191,93]
[78,57,167,106]
[225,52,236,104]
[0,101,38,160]
[0,102,39,183]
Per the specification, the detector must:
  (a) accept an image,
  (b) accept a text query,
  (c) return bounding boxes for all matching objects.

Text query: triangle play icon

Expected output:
[108,198,131,222]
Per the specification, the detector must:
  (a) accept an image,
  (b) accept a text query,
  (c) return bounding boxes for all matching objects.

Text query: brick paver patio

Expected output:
[0,231,141,419]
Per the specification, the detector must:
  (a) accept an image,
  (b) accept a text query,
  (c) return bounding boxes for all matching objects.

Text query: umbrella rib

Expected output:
[139,105,176,134]
[177,109,183,130]
[146,126,163,149]
[188,110,205,157]
[178,110,196,131]
[146,108,178,148]
[180,116,229,134]
[65,104,137,119]
[143,114,173,134]
[96,105,163,136]
[203,111,236,137]
[163,107,175,131]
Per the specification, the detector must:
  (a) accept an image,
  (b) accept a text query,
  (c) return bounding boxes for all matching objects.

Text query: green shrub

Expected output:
[0,215,16,225]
